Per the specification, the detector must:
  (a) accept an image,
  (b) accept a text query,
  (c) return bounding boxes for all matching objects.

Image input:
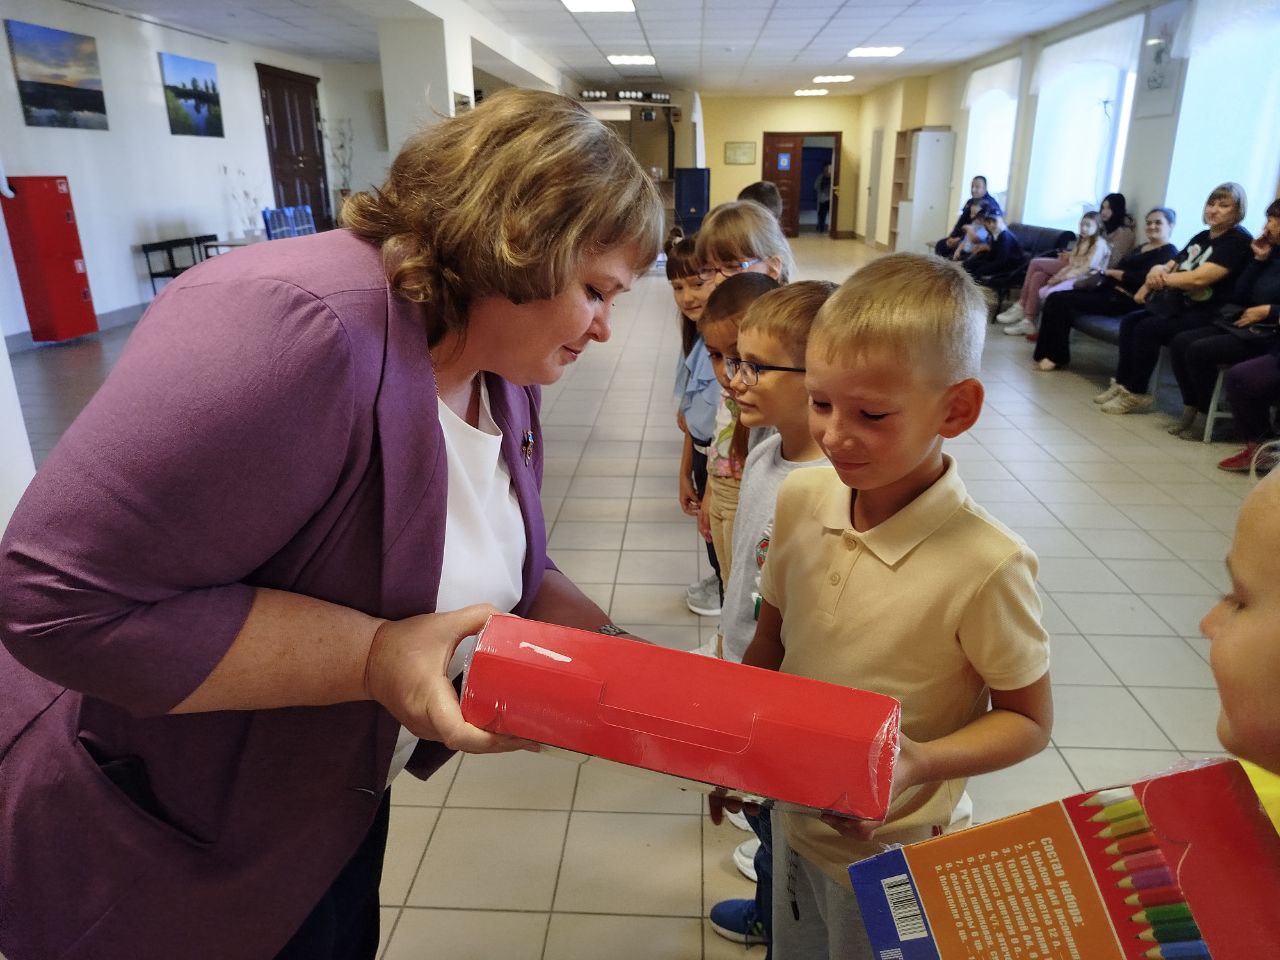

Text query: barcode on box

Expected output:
[880,874,927,941]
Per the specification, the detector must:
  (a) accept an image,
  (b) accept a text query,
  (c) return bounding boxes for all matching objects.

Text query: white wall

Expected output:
[0,343,33,526]
[320,61,391,197]
[0,0,384,338]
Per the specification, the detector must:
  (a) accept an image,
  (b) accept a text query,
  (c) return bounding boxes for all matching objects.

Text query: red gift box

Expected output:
[459,616,901,819]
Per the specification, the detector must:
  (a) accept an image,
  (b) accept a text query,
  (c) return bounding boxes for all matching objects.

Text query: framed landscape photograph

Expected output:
[724,141,756,165]
[159,52,223,137]
[5,19,108,129]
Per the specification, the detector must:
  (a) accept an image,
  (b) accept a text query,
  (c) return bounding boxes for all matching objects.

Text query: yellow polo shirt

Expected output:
[760,457,1050,884]
[1243,761,1280,834]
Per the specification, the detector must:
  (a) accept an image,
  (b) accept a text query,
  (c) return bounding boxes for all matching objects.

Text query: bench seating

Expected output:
[974,222,1077,314]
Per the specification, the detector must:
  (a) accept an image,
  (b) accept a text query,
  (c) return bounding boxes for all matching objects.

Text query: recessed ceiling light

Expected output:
[607,54,656,66]
[562,0,635,11]
[847,46,904,58]
[794,89,829,97]
[813,75,854,83]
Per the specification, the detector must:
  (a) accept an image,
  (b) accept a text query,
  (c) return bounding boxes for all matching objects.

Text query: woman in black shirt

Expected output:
[1097,183,1254,415]
[1033,207,1178,370]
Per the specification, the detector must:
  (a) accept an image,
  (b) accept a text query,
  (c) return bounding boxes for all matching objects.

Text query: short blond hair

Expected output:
[342,89,663,344]
[811,254,987,382]
[695,200,796,282]
[740,280,838,364]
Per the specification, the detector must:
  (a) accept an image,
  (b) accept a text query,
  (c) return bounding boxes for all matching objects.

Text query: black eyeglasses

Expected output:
[724,357,806,386]
[696,258,762,282]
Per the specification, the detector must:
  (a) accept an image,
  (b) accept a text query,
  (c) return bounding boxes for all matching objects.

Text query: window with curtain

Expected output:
[1023,15,1144,231]
[962,58,1020,211]
[1166,1,1280,247]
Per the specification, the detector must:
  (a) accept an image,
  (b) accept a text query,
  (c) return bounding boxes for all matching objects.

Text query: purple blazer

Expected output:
[0,230,551,959]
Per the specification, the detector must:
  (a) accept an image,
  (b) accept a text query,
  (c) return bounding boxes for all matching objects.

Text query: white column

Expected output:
[377,16,453,155]
[0,345,34,528]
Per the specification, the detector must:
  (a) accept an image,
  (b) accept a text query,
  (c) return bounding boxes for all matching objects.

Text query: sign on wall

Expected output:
[5,20,108,130]
[158,52,223,137]
[724,141,756,165]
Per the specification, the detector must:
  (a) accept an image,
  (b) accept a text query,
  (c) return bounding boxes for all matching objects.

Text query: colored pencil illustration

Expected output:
[1082,786,1136,807]
[1119,866,1177,890]
[1096,814,1151,839]
[1141,940,1210,959]
[1109,849,1168,873]
[1090,797,1143,822]
[1137,920,1203,943]
[1125,885,1189,908]
[1131,903,1194,925]
[1105,832,1159,857]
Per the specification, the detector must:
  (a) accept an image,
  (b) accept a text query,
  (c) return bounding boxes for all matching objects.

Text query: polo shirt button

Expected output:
[829,572,840,585]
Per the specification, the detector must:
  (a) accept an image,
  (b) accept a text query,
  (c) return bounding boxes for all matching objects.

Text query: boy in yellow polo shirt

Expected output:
[742,254,1054,959]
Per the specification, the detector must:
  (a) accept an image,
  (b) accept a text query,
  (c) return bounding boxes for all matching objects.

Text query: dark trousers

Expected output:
[1034,285,1136,366]
[746,807,774,958]
[274,793,390,960]
[816,201,830,233]
[1170,328,1271,412]
[1225,354,1280,440]
[1114,309,1212,394]
[690,437,721,590]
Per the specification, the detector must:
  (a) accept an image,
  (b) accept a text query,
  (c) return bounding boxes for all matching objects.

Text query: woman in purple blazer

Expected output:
[0,90,662,960]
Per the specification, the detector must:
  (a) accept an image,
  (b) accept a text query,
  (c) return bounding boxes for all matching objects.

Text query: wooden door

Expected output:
[763,131,844,238]
[762,132,803,238]
[256,64,332,231]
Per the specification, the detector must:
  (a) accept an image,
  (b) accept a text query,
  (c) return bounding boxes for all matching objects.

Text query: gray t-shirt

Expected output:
[720,433,828,663]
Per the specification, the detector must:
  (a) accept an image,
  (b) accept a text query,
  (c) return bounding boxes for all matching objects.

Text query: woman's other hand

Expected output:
[363,605,535,754]
[679,473,700,516]
[1252,235,1273,260]
[1237,304,1274,327]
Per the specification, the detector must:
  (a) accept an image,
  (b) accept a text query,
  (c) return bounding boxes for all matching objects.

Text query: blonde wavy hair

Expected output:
[695,200,796,283]
[812,253,987,383]
[342,89,664,344]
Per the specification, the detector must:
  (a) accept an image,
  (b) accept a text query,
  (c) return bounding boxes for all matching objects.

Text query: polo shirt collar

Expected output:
[813,455,967,567]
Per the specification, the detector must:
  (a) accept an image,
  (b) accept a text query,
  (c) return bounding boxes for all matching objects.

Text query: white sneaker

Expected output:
[1002,318,1036,336]
[686,572,718,600]
[733,838,760,882]
[725,808,752,832]
[686,578,722,617]
[995,303,1025,324]
[1100,389,1153,415]
[1093,379,1122,404]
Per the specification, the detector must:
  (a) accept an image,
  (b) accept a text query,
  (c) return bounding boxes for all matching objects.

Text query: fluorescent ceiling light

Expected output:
[794,89,829,97]
[847,46,904,58]
[813,75,854,83]
[607,54,655,66]
[562,0,634,11]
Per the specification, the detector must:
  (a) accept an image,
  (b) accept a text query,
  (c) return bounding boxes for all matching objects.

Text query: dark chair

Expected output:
[192,233,219,261]
[140,238,199,296]
[284,205,316,237]
[975,223,1076,315]
[262,208,293,240]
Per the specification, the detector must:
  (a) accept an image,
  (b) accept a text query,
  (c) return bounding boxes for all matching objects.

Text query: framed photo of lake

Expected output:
[159,52,223,137]
[5,20,108,130]
[724,141,756,165]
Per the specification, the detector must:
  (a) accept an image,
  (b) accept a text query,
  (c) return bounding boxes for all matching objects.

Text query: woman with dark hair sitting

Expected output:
[1033,207,1178,371]
[1099,192,1136,265]
[1165,198,1280,439]
[1217,352,1280,473]
[1098,182,1255,415]
[935,175,1002,256]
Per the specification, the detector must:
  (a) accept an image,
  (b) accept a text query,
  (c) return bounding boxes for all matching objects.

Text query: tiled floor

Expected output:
[7,234,1244,959]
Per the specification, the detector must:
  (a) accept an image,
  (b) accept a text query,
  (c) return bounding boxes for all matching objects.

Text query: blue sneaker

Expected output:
[709,898,767,946]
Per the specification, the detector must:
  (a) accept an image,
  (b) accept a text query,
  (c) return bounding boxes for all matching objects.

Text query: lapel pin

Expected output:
[521,430,535,467]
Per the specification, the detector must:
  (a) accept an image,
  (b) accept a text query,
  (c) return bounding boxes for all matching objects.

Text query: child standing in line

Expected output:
[998,210,1110,336]
[691,200,794,600]
[744,254,1053,959]
[704,281,838,954]
[667,233,724,617]
[1199,453,1280,827]
[697,273,781,601]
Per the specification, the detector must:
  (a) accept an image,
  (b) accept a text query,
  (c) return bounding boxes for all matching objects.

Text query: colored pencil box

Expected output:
[848,758,1280,959]
[458,615,901,820]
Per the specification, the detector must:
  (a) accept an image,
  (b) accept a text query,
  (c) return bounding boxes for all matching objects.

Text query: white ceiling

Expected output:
[95,0,1126,95]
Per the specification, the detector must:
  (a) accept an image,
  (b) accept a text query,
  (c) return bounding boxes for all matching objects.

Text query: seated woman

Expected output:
[1166,198,1280,439]
[1098,182,1255,415]
[999,211,1109,336]
[1033,207,1178,371]
[935,175,1002,257]
[1099,192,1136,266]
[1218,354,1280,472]
[949,197,996,261]
[961,209,1022,281]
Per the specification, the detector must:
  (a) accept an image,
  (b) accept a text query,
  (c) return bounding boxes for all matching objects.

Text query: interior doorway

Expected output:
[762,131,842,239]
[256,64,332,231]
[866,128,884,246]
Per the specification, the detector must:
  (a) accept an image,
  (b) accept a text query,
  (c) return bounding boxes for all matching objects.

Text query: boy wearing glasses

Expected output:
[707,281,836,952]
[746,255,1052,958]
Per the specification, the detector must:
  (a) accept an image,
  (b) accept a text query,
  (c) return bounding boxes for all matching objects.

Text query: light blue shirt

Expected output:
[679,337,719,443]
